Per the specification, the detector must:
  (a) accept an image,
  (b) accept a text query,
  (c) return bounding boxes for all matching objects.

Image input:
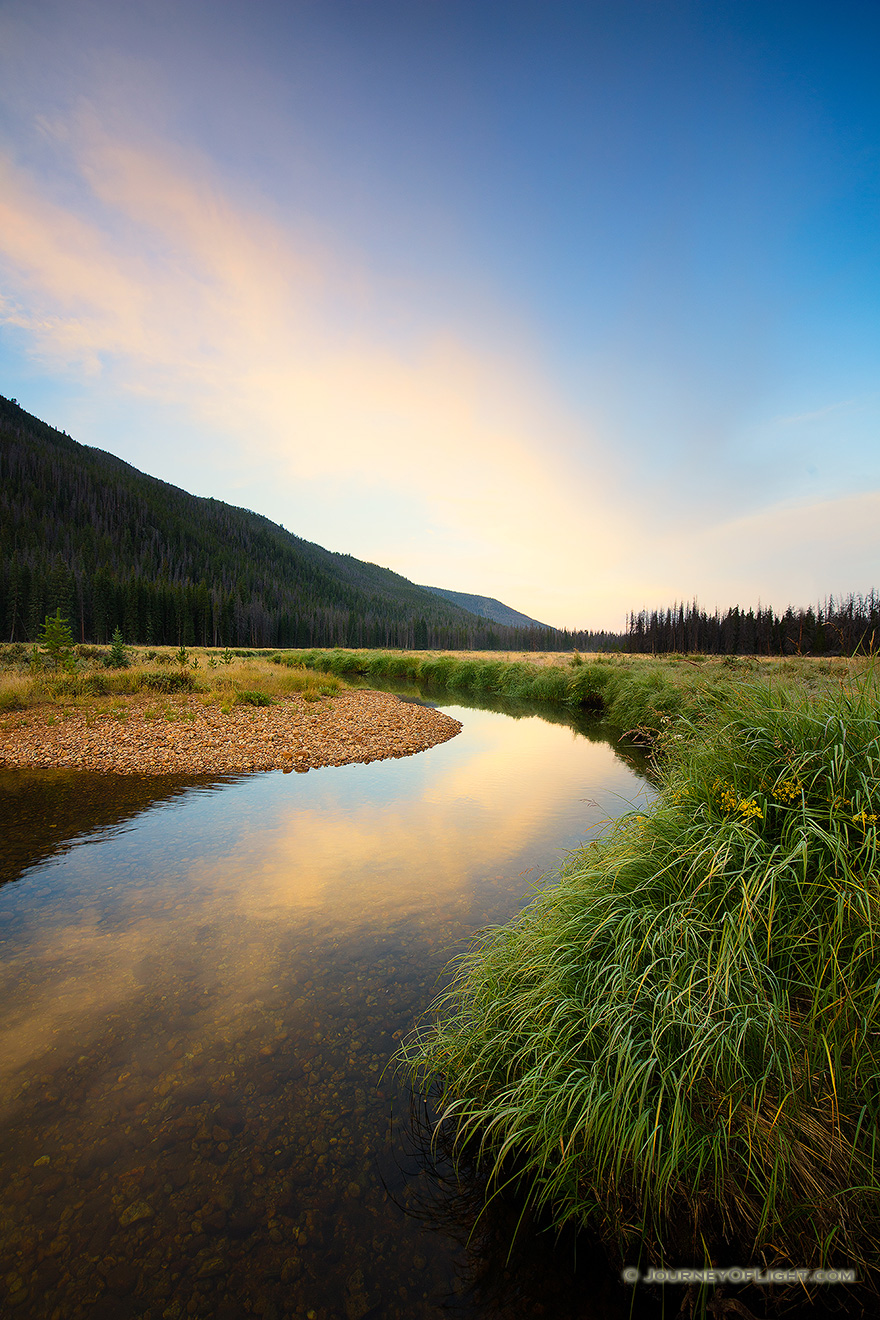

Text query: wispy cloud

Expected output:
[1,70,878,629]
[776,398,857,427]
[0,108,628,620]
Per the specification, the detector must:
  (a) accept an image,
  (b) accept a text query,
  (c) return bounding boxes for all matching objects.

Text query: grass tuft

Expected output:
[401,672,880,1283]
[235,689,276,707]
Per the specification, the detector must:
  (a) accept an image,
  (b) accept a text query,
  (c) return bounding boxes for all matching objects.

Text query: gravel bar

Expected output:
[0,689,462,776]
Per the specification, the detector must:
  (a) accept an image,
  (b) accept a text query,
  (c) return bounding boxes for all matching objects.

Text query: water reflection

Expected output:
[0,701,652,1318]
[0,767,234,888]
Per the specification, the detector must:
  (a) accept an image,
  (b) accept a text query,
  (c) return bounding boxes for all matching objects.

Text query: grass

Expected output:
[400,671,880,1301]
[281,647,868,738]
[0,644,346,715]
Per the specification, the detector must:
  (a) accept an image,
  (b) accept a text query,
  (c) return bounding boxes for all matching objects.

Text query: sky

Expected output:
[1,0,878,631]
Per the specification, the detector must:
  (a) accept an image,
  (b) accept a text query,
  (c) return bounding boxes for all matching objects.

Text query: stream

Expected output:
[0,688,654,1319]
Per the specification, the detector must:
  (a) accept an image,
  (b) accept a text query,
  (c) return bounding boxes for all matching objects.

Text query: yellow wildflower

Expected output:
[774,777,803,803]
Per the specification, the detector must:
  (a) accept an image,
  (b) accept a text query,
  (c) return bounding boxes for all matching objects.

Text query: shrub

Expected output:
[0,642,30,665]
[47,672,111,698]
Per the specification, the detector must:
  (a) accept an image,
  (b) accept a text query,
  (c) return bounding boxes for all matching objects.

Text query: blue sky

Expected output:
[1,0,878,629]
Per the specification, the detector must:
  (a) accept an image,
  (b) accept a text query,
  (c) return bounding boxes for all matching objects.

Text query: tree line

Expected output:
[7,396,870,658]
[1,394,619,651]
[624,595,880,655]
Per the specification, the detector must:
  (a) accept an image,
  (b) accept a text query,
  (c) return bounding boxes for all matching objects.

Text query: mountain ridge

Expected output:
[418,585,551,631]
[1,395,606,651]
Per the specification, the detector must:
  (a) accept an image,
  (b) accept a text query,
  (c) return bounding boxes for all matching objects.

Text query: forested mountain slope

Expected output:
[418,585,551,630]
[0,395,575,649]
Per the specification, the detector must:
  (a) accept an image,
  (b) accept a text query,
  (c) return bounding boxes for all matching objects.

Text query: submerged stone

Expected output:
[119,1199,153,1227]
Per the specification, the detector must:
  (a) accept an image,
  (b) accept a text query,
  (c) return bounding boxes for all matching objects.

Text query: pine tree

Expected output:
[105,626,130,669]
[38,609,75,668]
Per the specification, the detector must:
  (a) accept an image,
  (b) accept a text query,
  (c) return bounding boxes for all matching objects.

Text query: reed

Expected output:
[401,674,880,1289]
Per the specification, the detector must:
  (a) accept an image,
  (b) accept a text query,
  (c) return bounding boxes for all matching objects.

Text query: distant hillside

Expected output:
[1,395,601,651]
[419,585,551,630]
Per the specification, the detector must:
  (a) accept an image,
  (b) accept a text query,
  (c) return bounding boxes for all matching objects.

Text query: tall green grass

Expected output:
[401,676,880,1285]
[278,648,726,731]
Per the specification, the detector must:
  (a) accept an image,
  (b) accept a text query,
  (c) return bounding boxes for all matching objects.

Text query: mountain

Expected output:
[1,394,593,651]
[418,586,551,630]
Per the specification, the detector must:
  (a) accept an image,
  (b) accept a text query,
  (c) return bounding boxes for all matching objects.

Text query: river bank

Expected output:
[401,668,880,1316]
[0,688,461,775]
[282,646,868,734]
[259,648,880,1312]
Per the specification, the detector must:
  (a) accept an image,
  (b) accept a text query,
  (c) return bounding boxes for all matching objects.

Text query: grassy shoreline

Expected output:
[274,649,880,1308]
[361,653,880,1312]
[3,641,866,733]
[281,646,868,737]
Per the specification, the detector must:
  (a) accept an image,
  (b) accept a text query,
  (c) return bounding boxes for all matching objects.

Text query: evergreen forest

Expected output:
[3,394,875,656]
[625,596,880,655]
[0,395,611,651]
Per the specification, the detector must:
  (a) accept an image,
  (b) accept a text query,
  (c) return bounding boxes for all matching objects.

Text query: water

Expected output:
[0,693,653,1319]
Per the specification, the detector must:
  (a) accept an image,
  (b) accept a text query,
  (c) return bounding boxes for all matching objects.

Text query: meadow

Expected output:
[0,642,344,716]
[283,645,867,736]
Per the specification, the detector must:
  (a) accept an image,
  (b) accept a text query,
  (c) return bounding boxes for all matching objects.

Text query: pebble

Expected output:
[119,1200,154,1227]
[0,690,462,775]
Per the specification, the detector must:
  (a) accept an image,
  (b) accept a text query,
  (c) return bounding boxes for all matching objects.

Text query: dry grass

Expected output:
[0,645,346,716]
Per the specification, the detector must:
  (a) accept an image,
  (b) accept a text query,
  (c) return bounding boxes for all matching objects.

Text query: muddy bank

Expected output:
[0,689,462,776]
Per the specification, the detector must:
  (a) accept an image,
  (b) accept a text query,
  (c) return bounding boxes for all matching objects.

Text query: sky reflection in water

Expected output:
[0,702,652,1319]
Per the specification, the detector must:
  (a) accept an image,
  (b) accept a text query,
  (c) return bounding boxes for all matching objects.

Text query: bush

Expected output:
[0,643,30,665]
[47,672,111,697]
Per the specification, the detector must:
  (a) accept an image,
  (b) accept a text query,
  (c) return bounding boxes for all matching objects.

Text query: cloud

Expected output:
[0,111,622,608]
[1,98,877,630]
[775,398,856,427]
